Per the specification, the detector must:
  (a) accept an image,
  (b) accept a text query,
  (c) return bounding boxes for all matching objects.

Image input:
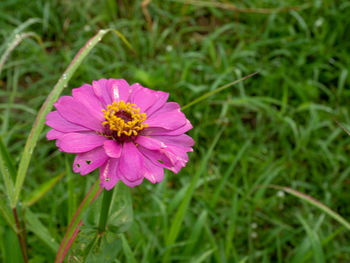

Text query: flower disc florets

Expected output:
[102,100,148,142]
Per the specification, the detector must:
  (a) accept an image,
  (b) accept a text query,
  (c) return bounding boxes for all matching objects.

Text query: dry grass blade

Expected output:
[177,0,310,14]
[142,0,153,31]
[0,32,45,77]
[333,119,350,136]
[267,185,350,231]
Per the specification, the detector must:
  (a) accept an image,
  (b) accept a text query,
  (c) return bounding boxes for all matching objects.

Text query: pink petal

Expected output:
[161,145,191,173]
[73,147,109,175]
[47,129,64,140]
[130,84,158,113]
[117,142,144,186]
[144,91,169,117]
[108,79,130,102]
[100,158,120,190]
[103,140,122,158]
[142,119,193,136]
[150,134,195,148]
[54,96,103,132]
[138,144,192,173]
[92,79,112,106]
[142,157,164,184]
[146,110,187,130]
[154,102,180,114]
[135,136,165,151]
[56,132,106,153]
[72,84,104,121]
[138,146,173,168]
[46,111,89,133]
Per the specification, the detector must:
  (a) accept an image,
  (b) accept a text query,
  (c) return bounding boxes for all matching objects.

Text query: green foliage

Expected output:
[1,0,350,262]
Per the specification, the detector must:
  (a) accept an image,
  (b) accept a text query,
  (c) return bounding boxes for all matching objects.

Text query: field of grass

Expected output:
[1,0,350,262]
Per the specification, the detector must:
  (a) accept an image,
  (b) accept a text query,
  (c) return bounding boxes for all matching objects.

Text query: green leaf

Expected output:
[85,232,122,263]
[11,28,133,208]
[25,208,59,252]
[3,227,24,263]
[71,227,122,263]
[69,182,133,261]
[23,173,64,207]
[108,182,133,233]
[0,199,17,233]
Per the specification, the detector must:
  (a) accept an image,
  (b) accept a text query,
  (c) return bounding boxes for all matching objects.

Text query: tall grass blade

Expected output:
[0,136,16,182]
[0,140,14,198]
[25,208,59,252]
[11,29,133,208]
[0,199,17,233]
[181,72,258,110]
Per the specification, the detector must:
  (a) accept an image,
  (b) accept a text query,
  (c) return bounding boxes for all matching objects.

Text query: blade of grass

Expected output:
[11,28,133,208]
[297,215,325,263]
[171,0,310,14]
[1,68,19,135]
[121,234,137,263]
[0,139,15,198]
[210,140,250,208]
[0,199,17,233]
[181,72,258,110]
[25,208,59,252]
[163,127,224,263]
[23,173,65,207]
[0,32,44,77]
[267,185,350,231]
[0,136,16,182]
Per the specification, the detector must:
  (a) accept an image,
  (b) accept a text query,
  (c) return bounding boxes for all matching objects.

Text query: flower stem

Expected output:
[98,188,114,234]
[12,208,28,263]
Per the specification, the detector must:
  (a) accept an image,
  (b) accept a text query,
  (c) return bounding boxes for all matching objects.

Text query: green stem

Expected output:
[98,188,115,234]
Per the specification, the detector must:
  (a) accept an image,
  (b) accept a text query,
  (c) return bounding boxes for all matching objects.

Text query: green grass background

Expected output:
[1,0,350,262]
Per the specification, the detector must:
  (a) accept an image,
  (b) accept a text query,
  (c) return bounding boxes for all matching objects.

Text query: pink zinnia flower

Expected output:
[46,79,194,190]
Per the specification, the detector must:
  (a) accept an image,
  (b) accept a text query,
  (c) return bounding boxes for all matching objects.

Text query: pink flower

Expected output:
[46,79,194,190]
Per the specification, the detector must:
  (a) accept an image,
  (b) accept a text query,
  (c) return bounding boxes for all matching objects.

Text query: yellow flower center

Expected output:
[102,100,148,138]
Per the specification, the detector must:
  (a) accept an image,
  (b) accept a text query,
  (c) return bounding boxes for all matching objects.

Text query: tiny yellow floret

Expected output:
[102,100,148,137]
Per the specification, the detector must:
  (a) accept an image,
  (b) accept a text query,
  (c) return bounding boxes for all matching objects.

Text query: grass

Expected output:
[1,0,350,262]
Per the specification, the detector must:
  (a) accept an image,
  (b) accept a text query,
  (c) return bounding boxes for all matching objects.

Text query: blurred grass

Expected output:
[1,0,350,262]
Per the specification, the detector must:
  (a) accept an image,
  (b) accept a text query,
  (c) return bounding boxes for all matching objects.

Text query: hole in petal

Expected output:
[76,164,80,168]
[105,177,110,181]
[86,160,91,165]
[158,160,164,164]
